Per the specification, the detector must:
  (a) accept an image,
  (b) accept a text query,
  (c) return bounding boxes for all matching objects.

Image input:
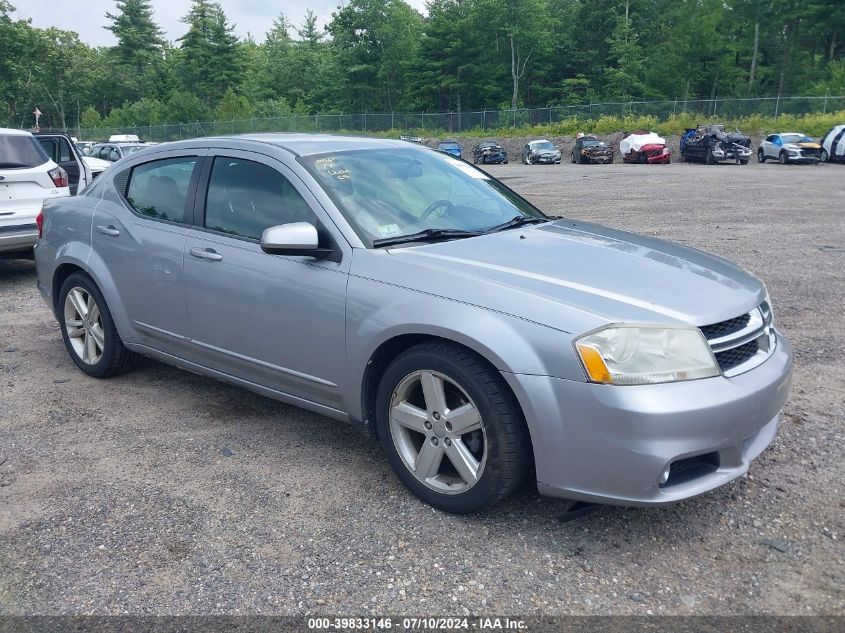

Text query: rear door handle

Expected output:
[96,225,120,237]
[189,247,223,262]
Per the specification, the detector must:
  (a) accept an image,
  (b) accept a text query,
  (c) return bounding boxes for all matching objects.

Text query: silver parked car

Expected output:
[34,134,793,513]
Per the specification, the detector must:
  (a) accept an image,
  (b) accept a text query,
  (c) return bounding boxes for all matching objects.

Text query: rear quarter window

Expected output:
[0,134,49,169]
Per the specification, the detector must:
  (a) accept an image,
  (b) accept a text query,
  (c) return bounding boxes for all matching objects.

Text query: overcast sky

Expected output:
[11,0,428,46]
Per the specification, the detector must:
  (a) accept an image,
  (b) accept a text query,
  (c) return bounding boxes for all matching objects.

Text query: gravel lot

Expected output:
[0,160,843,616]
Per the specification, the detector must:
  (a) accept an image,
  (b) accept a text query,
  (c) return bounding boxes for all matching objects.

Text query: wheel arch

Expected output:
[358,332,534,463]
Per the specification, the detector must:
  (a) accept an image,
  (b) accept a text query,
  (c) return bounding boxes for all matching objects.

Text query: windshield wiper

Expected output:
[0,162,29,168]
[486,216,549,233]
[372,228,483,248]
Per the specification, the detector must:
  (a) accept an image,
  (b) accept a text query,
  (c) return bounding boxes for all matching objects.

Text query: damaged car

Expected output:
[758,133,822,165]
[620,131,671,164]
[819,125,845,163]
[522,139,561,165]
[681,124,752,165]
[471,140,508,165]
[572,133,613,164]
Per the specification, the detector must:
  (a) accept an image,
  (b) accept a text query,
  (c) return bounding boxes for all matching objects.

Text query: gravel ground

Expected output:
[0,160,843,616]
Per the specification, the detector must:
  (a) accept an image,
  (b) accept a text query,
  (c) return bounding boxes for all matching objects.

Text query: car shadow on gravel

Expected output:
[0,258,36,283]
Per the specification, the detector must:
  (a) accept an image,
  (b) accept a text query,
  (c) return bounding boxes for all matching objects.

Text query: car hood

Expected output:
[82,156,111,171]
[354,219,765,334]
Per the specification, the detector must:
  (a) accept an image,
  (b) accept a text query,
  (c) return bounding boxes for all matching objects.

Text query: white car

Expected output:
[0,128,70,258]
[757,132,822,164]
[81,155,112,179]
[820,125,845,163]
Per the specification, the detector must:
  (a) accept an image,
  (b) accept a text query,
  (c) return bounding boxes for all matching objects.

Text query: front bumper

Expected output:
[713,147,752,162]
[583,153,613,164]
[503,330,793,506]
[0,224,38,255]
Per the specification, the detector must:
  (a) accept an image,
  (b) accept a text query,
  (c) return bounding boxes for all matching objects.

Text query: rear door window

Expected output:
[203,157,318,240]
[0,134,49,169]
[125,157,198,224]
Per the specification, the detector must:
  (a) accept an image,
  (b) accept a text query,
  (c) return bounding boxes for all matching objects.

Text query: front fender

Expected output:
[344,274,586,420]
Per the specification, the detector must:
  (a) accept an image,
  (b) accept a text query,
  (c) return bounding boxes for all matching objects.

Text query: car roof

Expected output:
[0,127,34,137]
[156,133,431,157]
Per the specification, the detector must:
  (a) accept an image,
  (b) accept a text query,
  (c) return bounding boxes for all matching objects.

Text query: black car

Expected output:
[572,135,613,164]
[680,124,753,165]
[472,141,508,165]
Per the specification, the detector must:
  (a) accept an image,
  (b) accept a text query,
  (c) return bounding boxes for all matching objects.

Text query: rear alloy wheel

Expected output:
[59,272,137,378]
[821,149,829,163]
[376,342,529,513]
[758,149,766,163]
[779,151,788,165]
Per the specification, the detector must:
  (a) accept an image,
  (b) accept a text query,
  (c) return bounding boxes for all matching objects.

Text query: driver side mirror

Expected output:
[260,222,334,259]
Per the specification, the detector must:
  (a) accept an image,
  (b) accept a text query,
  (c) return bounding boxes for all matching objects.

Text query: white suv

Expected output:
[0,128,70,258]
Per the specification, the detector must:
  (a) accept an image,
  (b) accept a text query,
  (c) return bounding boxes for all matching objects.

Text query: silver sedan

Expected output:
[34,134,792,513]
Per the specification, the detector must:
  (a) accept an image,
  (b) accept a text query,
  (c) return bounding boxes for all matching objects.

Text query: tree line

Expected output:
[1,0,843,130]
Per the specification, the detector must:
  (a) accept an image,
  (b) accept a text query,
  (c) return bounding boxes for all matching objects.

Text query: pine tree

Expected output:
[178,0,242,102]
[104,0,165,99]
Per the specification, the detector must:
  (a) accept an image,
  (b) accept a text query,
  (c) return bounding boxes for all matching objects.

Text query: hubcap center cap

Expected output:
[431,420,447,439]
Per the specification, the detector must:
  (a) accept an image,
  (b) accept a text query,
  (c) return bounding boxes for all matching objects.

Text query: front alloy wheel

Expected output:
[758,149,766,163]
[376,342,529,513]
[389,370,487,495]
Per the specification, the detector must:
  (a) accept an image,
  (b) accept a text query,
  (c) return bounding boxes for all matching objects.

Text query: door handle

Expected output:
[189,247,223,262]
[96,225,120,237]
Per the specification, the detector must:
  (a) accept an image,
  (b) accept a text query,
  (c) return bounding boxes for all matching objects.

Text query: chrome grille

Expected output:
[700,303,775,376]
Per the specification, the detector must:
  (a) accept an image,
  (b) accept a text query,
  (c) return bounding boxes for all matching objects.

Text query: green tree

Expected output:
[177,0,243,102]
[104,0,165,100]
[215,87,254,119]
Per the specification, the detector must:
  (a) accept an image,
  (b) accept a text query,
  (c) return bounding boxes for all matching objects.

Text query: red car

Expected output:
[620,131,671,164]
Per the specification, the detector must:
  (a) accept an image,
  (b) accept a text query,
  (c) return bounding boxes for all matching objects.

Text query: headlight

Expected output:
[575,325,720,385]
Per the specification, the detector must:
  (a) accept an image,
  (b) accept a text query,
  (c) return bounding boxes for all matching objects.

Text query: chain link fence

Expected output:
[39,95,845,142]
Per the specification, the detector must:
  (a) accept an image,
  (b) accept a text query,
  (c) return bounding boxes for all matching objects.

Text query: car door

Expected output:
[769,135,783,158]
[182,149,349,410]
[92,151,205,356]
[34,134,91,194]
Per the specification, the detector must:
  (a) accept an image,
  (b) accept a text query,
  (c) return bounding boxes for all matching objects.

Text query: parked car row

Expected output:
[420,123,844,168]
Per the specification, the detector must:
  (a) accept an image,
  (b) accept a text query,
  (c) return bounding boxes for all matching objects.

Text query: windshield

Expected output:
[122,145,145,155]
[781,134,814,144]
[0,134,49,169]
[439,142,460,149]
[582,140,606,148]
[530,141,556,151]
[300,148,545,247]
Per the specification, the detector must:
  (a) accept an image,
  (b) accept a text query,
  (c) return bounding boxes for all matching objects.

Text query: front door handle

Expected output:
[96,225,120,237]
[189,247,223,262]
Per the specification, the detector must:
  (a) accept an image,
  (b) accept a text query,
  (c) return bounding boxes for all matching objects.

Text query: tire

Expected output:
[571,153,576,164]
[58,272,138,378]
[376,341,530,514]
[739,159,748,165]
[758,149,766,163]
[681,152,687,163]
[779,151,788,165]
[503,159,508,164]
[639,153,647,164]
[706,148,716,165]
[821,149,829,163]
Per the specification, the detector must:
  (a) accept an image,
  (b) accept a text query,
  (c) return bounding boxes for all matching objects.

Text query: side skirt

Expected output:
[126,343,354,425]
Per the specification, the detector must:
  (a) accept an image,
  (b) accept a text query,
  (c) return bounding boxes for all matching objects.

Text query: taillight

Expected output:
[36,208,44,239]
[48,166,69,188]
